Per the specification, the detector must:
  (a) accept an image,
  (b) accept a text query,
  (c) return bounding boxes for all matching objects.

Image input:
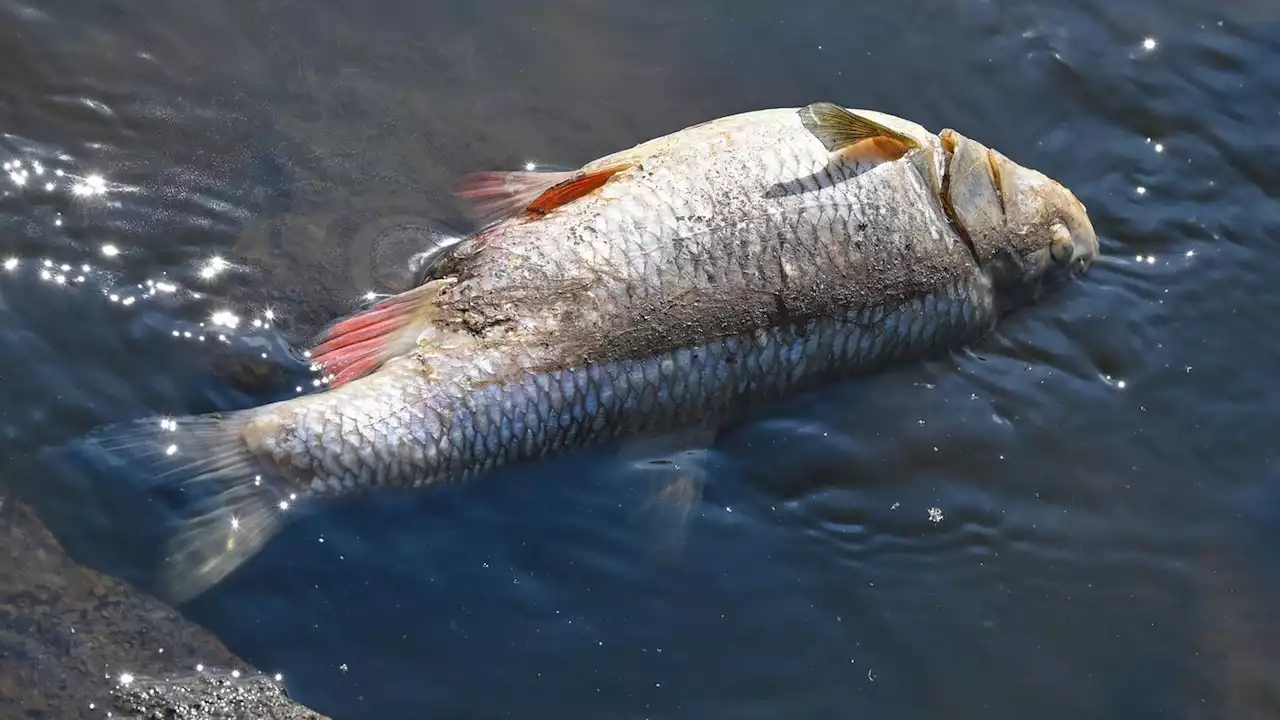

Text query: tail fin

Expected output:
[85,412,294,604]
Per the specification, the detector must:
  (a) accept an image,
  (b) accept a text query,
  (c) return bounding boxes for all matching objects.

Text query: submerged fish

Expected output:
[87,102,1098,603]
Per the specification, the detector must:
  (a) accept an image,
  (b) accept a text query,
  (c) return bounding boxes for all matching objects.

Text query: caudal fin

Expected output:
[85,412,295,604]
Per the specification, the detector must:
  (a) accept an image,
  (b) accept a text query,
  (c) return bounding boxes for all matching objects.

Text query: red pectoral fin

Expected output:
[454,163,633,226]
[525,164,631,215]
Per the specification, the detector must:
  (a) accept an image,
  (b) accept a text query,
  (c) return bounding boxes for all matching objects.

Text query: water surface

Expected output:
[2,0,1279,717]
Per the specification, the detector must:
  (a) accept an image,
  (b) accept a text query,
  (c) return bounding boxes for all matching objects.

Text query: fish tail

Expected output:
[86,411,293,604]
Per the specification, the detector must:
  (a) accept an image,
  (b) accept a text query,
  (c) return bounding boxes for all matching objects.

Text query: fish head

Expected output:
[938,129,1098,303]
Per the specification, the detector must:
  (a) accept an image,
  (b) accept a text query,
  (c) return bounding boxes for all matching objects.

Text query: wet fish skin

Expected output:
[252,276,993,496]
[80,103,1099,604]
[100,272,992,603]
[425,106,1096,370]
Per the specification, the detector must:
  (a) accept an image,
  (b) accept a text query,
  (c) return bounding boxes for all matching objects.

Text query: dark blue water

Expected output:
[3,0,1280,717]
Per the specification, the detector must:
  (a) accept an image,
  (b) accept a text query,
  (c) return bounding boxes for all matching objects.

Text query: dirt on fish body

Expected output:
[81,102,1099,603]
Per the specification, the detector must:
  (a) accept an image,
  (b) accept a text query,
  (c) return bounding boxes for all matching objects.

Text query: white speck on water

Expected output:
[101,244,120,257]
[210,310,239,328]
[928,507,944,523]
[3,258,16,271]
[73,173,107,196]
[118,672,134,686]
[1135,186,1147,196]
[199,255,228,280]
[1142,37,1157,51]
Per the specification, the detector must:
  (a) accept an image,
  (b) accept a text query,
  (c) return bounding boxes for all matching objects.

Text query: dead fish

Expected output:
[85,102,1098,604]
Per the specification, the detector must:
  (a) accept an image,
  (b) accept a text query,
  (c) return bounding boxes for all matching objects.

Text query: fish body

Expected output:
[86,103,1098,603]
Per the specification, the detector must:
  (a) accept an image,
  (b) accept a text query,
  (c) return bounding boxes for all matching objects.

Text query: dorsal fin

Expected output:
[797,102,920,163]
[454,162,635,227]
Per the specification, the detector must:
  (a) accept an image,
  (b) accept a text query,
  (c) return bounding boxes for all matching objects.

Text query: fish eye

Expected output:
[1049,222,1074,265]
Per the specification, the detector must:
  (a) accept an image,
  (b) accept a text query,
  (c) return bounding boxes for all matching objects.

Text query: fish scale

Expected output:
[248,275,992,497]
[87,103,1098,603]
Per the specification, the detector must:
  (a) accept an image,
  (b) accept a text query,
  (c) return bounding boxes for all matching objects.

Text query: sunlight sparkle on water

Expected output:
[72,173,107,197]
[210,309,240,328]
[3,258,16,271]
[101,244,120,258]
[200,255,229,279]
[1142,37,1158,51]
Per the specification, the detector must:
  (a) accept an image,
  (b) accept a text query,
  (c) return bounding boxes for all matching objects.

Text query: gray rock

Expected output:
[0,494,330,719]
[110,670,329,719]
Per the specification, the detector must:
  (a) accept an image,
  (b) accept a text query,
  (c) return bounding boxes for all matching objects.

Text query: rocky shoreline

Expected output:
[0,494,331,719]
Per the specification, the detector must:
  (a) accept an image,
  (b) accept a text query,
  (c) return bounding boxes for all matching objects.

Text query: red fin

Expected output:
[526,164,631,215]
[454,170,576,227]
[309,284,437,388]
[453,163,633,227]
